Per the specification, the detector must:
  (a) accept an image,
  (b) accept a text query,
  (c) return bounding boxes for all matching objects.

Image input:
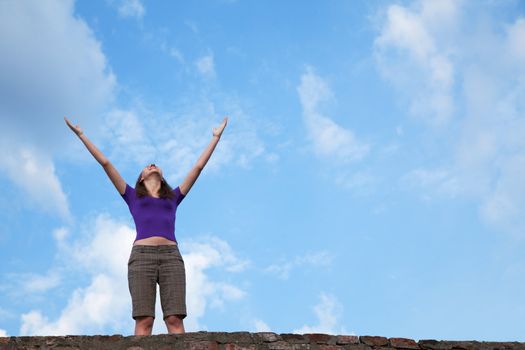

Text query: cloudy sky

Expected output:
[1,0,525,341]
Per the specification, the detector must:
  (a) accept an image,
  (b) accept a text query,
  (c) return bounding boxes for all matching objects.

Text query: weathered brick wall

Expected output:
[1,332,524,350]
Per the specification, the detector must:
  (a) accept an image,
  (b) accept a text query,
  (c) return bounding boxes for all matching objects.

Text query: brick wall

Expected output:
[1,332,523,350]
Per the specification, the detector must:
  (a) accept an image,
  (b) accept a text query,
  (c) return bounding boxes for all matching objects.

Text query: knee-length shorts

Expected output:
[127,244,187,320]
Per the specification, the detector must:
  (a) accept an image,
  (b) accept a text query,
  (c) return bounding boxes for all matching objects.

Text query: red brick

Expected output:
[292,345,311,350]
[336,335,359,345]
[224,343,256,350]
[418,339,440,349]
[107,334,123,342]
[268,340,293,350]
[319,345,341,350]
[187,341,220,350]
[480,342,519,350]
[159,346,175,350]
[360,336,388,346]
[257,333,281,343]
[445,341,480,350]
[418,340,480,350]
[389,337,419,349]
[281,334,307,343]
[305,333,333,344]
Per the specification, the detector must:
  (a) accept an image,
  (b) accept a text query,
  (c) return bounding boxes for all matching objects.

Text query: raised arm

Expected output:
[179,117,228,196]
[64,116,127,195]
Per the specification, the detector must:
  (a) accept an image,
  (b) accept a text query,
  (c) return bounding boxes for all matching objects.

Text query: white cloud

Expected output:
[0,329,7,337]
[195,54,216,78]
[103,100,269,183]
[182,236,249,330]
[265,251,333,280]
[333,170,378,194]
[253,319,271,332]
[451,16,525,234]
[19,215,249,335]
[376,1,525,235]
[0,147,71,219]
[53,227,69,242]
[402,168,460,200]
[507,18,525,61]
[0,0,115,152]
[374,0,456,126]
[296,67,371,193]
[117,0,145,20]
[293,293,346,335]
[0,0,114,217]
[169,48,185,64]
[20,215,134,336]
[21,274,129,336]
[19,272,61,294]
[297,67,369,163]
[479,155,525,235]
[64,215,136,277]
[185,21,199,34]
[103,109,157,166]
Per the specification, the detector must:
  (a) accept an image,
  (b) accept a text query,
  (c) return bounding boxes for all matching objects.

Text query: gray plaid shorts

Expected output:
[127,244,187,320]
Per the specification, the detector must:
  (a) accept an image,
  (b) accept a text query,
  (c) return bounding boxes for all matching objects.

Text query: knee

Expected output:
[136,316,154,330]
[165,315,183,327]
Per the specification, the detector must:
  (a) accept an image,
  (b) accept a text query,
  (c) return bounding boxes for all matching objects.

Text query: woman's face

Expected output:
[141,163,163,181]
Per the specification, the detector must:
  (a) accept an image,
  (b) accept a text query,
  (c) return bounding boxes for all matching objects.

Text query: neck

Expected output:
[143,176,161,197]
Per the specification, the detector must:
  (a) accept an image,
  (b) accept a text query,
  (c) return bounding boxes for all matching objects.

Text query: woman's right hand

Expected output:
[64,116,83,136]
[64,116,126,195]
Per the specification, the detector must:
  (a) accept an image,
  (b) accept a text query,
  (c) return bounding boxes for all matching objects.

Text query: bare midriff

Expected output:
[133,236,177,246]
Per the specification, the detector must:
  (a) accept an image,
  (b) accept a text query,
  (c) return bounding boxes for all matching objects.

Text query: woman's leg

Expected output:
[164,315,185,334]
[134,316,154,335]
[128,246,158,335]
[159,245,187,334]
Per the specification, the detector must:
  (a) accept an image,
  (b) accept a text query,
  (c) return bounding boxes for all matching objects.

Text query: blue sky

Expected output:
[1,0,525,341]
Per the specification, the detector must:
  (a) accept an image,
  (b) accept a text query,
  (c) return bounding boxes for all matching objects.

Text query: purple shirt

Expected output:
[121,184,185,242]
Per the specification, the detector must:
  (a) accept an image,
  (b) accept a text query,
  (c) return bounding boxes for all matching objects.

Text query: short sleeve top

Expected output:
[121,184,185,242]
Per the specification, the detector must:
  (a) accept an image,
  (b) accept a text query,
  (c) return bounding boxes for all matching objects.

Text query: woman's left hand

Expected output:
[213,117,228,138]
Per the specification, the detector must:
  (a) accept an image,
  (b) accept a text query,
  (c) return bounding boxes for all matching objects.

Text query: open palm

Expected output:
[64,116,83,136]
[213,117,228,137]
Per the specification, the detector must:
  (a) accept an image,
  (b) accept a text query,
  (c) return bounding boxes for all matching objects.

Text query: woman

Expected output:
[65,116,228,335]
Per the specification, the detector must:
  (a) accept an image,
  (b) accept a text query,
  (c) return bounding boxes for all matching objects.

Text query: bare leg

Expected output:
[134,316,154,335]
[165,315,185,334]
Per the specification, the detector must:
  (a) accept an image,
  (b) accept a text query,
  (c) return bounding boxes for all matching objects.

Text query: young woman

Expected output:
[65,116,228,335]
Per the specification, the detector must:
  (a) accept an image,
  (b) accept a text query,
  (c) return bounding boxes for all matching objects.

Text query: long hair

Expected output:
[135,173,174,199]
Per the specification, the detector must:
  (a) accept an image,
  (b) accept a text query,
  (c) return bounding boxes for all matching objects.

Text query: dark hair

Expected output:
[135,172,174,199]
